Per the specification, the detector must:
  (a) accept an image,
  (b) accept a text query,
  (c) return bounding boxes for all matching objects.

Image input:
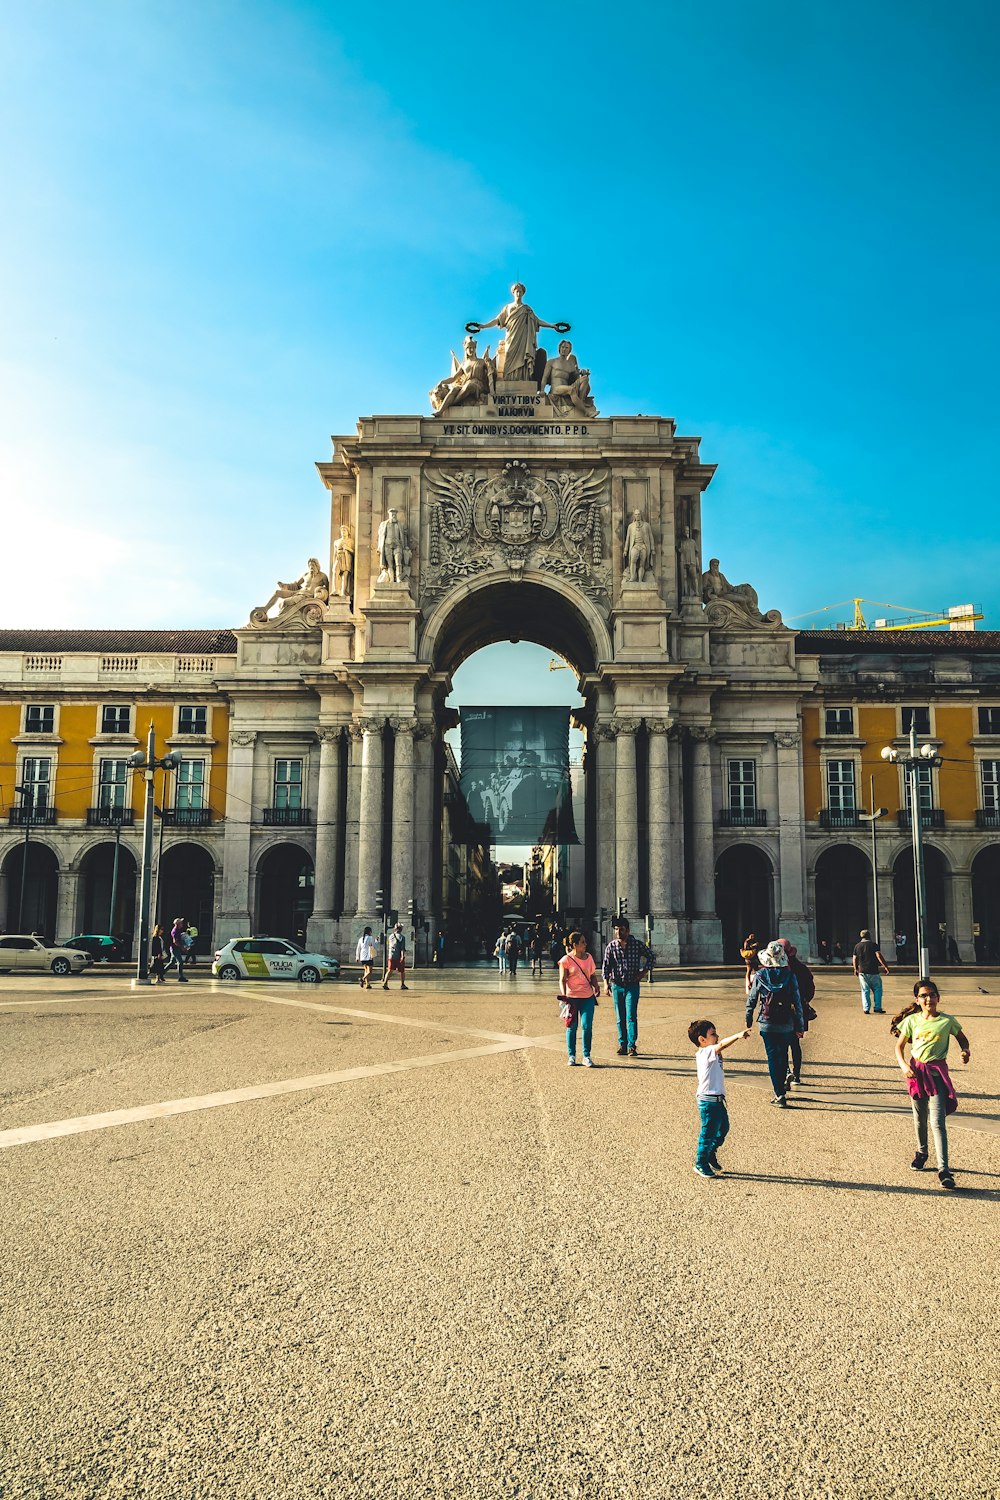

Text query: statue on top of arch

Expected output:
[429,282,597,418]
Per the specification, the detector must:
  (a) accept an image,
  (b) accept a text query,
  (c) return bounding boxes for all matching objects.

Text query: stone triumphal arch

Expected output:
[222,285,807,962]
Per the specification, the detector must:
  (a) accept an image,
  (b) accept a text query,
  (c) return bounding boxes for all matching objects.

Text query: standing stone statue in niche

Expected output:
[679,526,701,597]
[332,524,355,598]
[377,508,411,584]
[623,510,656,583]
[467,282,570,384]
[430,335,495,416]
[540,340,598,417]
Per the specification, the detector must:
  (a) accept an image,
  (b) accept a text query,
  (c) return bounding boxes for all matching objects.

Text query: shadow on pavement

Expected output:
[723,1171,1000,1200]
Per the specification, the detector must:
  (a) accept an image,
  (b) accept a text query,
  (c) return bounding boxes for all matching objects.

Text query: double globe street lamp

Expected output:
[881,725,942,978]
[128,727,182,985]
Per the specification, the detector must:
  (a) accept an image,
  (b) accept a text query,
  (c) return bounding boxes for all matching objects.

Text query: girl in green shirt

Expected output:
[893,979,971,1190]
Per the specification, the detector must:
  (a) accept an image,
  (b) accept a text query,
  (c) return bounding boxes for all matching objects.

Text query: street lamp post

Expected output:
[881,725,942,978]
[129,726,182,986]
[858,780,888,949]
[14,782,31,931]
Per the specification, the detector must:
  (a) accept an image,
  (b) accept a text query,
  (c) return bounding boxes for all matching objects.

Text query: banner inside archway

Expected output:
[459,707,578,846]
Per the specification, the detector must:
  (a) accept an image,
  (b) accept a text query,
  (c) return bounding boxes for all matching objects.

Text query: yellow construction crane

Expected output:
[792,599,984,632]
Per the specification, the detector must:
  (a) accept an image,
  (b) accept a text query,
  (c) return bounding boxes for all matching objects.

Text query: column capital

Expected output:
[687,725,716,744]
[610,716,641,737]
[317,726,343,745]
[775,730,801,749]
[646,717,674,735]
[388,716,417,738]
[353,715,385,737]
[592,722,616,743]
[230,729,258,748]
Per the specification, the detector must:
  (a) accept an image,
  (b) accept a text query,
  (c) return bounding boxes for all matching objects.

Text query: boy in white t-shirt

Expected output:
[688,1019,751,1179]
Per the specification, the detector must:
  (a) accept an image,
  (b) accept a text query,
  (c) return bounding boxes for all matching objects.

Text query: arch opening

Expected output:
[892,846,948,965]
[715,846,774,962]
[1,842,59,939]
[814,845,872,955]
[256,844,314,945]
[971,845,1000,962]
[158,843,216,954]
[78,841,138,947]
[423,578,605,680]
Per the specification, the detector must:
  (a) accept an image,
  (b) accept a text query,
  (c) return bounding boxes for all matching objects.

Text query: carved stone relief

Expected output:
[701,557,782,630]
[248,558,329,630]
[422,461,609,605]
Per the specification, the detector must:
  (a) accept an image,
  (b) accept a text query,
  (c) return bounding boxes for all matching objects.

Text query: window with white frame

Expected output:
[178,705,208,735]
[981,760,1000,812]
[175,760,205,809]
[25,705,54,734]
[98,758,129,809]
[273,759,302,809]
[826,759,856,814]
[825,707,854,735]
[904,762,934,813]
[101,705,131,734]
[728,759,757,814]
[21,757,51,810]
[902,706,931,736]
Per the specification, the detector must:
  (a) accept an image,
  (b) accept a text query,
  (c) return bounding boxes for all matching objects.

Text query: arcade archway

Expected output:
[972,845,1000,962]
[715,846,773,961]
[158,843,215,954]
[893,845,948,964]
[814,845,871,953]
[1,841,59,938]
[257,844,314,944]
[79,841,138,947]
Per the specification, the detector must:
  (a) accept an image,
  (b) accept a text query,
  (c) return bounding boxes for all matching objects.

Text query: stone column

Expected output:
[689,726,716,916]
[55,869,80,942]
[647,719,672,915]
[613,718,640,917]
[312,728,343,919]
[775,729,809,954]
[218,729,256,942]
[594,725,616,919]
[950,867,975,962]
[390,719,416,914]
[355,716,384,916]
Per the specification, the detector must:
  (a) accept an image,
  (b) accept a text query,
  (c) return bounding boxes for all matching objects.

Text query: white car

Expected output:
[0,934,91,976]
[212,937,340,984]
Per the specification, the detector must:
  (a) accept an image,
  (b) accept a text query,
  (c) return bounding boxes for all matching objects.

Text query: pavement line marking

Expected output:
[240,988,553,1045]
[0,1039,534,1151]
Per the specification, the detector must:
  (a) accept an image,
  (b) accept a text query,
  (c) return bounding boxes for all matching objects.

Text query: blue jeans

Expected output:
[610,983,640,1050]
[761,1029,793,1097]
[498,952,507,974]
[696,1097,730,1168]
[566,998,596,1059]
[171,946,188,982]
[859,974,883,1012]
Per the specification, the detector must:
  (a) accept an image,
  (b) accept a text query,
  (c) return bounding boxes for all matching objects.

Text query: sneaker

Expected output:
[382,983,389,990]
[400,984,409,991]
[693,1164,716,1179]
[567,1057,578,1067]
[911,1151,928,1170]
[616,1045,627,1056]
[771,1095,788,1107]
[873,1008,884,1014]
[583,1056,594,1068]
[628,1046,638,1057]
[708,1155,723,1173]
[938,1171,957,1191]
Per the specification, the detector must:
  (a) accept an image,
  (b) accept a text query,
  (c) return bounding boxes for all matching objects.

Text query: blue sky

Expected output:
[2,0,997,707]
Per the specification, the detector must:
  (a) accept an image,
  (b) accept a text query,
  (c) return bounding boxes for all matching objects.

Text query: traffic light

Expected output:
[406,898,415,919]
[374,888,385,917]
[617,897,628,919]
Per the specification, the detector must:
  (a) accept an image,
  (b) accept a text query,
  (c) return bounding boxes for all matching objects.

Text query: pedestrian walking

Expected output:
[150,923,167,985]
[435,930,447,967]
[745,939,804,1107]
[740,932,760,992]
[382,921,408,990]
[688,1018,751,1178]
[776,937,816,1088]
[355,926,377,988]
[892,979,971,1190]
[528,929,543,976]
[495,928,508,975]
[558,931,601,1067]
[601,917,652,1058]
[170,916,190,983]
[853,928,890,1013]
[505,927,521,976]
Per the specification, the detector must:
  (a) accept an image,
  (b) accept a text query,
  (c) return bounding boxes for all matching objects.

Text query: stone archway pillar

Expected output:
[950,867,974,962]
[687,726,723,959]
[355,717,384,916]
[613,718,640,917]
[307,726,344,953]
[218,729,255,943]
[775,729,809,954]
[55,869,79,941]
[390,720,416,914]
[646,718,681,963]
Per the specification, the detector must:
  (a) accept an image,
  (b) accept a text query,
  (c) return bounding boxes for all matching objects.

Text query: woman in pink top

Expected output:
[558,930,600,1068]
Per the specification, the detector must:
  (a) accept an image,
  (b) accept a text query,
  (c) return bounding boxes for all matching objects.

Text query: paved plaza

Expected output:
[1,965,997,1499]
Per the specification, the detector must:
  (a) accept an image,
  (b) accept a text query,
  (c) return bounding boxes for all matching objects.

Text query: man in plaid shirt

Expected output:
[601,917,653,1057]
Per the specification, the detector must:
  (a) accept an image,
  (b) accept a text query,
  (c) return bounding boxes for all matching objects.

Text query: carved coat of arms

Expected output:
[423,461,608,601]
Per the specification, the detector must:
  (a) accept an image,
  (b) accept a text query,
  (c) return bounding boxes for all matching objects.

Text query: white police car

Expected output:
[213,938,340,984]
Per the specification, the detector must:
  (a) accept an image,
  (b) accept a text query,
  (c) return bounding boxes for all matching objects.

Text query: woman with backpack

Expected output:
[745,939,804,1107]
[776,937,816,1089]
